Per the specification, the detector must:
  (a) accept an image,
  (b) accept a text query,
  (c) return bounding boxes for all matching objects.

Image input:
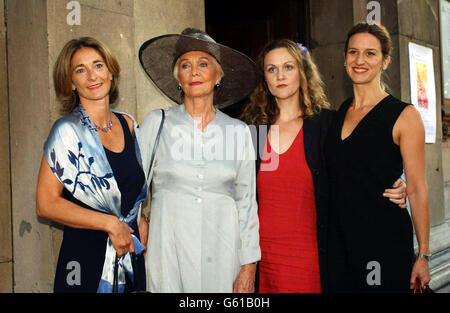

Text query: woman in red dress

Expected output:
[240,39,407,292]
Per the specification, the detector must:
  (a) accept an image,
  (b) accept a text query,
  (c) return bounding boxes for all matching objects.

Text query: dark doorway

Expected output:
[205,0,310,118]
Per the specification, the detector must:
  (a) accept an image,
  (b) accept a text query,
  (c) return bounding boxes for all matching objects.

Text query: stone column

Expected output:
[0,0,13,293]
[396,0,445,226]
[444,140,450,219]
[313,0,445,225]
[354,0,448,291]
[7,0,55,292]
[134,0,205,122]
[310,0,355,110]
[5,0,205,292]
[132,0,205,251]
[310,0,448,291]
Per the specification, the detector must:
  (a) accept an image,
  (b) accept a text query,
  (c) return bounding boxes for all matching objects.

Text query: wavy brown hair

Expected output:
[53,37,120,115]
[240,39,330,126]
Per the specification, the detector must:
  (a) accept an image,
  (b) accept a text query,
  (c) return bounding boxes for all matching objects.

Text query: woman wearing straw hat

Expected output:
[138,28,260,293]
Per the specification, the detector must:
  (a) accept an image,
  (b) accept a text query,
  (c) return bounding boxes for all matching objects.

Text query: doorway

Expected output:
[205,0,310,117]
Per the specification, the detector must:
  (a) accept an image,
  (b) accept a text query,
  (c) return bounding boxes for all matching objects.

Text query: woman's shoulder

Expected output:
[143,107,166,118]
[385,94,412,108]
[386,94,407,103]
[50,113,79,134]
[377,95,414,121]
[397,102,421,123]
[318,107,336,118]
[44,113,81,150]
[336,97,353,112]
[308,108,336,126]
[110,109,138,135]
[218,110,251,129]
[394,99,423,139]
[141,107,167,127]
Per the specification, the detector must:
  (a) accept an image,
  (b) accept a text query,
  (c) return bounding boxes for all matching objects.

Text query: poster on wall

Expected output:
[408,42,436,143]
[441,0,450,99]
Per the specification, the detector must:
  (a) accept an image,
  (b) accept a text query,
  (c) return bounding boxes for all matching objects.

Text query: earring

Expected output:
[177,85,181,91]
[344,62,347,67]
[215,83,221,88]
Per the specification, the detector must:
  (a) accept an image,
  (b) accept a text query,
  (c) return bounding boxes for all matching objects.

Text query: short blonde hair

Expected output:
[53,37,120,115]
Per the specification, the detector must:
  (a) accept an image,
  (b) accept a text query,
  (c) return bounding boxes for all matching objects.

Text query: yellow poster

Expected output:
[408,42,436,143]
[416,62,428,109]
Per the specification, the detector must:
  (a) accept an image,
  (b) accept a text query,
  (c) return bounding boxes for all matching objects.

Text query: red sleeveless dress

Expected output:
[257,127,321,293]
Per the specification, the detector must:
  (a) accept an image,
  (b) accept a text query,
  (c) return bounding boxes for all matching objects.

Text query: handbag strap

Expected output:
[146,109,165,179]
[113,256,119,293]
[112,110,165,293]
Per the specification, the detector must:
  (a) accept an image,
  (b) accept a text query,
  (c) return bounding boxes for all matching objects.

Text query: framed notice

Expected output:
[408,42,437,143]
[441,0,450,99]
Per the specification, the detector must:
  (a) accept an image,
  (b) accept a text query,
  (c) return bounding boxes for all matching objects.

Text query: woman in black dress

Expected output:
[36,37,147,292]
[326,23,431,292]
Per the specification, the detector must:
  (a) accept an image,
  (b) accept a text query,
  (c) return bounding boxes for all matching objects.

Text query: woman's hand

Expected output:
[107,216,135,258]
[410,257,431,291]
[36,156,135,252]
[233,263,257,293]
[383,178,407,208]
[138,214,149,255]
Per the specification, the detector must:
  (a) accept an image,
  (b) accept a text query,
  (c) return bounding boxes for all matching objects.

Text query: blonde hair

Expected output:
[172,51,224,85]
[240,39,330,126]
[53,37,120,115]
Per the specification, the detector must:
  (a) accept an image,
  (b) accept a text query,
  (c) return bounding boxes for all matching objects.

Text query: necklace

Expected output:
[94,113,113,132]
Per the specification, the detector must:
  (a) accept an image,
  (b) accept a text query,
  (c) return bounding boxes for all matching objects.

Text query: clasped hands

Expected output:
[107,216,135,258]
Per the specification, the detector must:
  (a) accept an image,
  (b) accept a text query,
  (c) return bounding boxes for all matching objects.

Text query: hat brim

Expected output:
[139,34,258,109]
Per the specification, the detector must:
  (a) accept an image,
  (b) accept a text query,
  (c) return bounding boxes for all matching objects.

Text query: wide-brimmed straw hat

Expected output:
[139,28,258,109]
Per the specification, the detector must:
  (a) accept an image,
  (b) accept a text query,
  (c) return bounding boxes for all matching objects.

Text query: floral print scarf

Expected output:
[43,104,148,293]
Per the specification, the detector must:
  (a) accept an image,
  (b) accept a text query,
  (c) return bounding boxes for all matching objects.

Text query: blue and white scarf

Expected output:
[43,104,148,293]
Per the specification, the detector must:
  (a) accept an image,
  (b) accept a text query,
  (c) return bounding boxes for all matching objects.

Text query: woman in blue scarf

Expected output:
[138,28,261,293]
[36,37,148,293]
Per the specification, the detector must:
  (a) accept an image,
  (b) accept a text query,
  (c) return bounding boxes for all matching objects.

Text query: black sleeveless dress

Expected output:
[325,95,415,292]
[53,113,146,293]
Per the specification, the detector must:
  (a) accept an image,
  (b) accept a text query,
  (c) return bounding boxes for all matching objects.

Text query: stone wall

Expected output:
[396,0,445,226]
[2,0,204,293]
[312,0,446,227]
[7,0,54,293]
[444,140,450,219]
[134,0,205,121]
[310,0,355,109]
[1,0,448,293]
[0,0,13,293]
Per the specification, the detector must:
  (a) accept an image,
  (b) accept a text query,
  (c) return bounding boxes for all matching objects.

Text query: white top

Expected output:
[139,104,260,292]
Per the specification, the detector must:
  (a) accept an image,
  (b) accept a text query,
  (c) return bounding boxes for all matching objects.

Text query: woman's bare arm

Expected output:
[394,105,430,288]
[36,156,134,257]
